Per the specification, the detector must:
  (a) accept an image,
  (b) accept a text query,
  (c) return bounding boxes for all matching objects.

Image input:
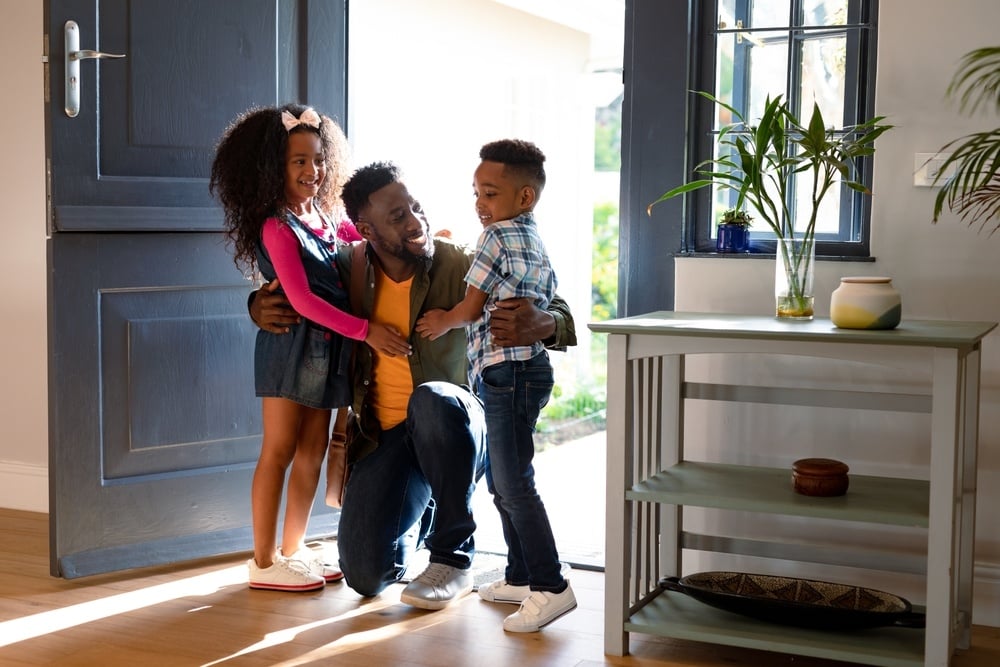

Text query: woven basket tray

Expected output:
[659,571,924,630]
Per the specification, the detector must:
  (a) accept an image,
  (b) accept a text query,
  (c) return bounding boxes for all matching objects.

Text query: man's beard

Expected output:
[372,225,434,264]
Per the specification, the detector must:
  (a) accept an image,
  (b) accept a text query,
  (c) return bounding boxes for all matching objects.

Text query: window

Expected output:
[690,0,879,256]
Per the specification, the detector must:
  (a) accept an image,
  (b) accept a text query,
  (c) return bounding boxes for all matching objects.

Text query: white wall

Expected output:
[674,0,1000,627]
[0,0,48,511]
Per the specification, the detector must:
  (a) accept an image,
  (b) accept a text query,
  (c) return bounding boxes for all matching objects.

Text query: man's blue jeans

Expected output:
[479,351,564,592]
[337,381,487,596]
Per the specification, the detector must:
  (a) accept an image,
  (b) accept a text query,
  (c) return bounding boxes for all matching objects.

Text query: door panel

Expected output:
[49,0,347,226]
[46,0,347,578]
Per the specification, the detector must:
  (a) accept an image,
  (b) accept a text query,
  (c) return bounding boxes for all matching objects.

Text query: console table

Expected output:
[588,312,996,667]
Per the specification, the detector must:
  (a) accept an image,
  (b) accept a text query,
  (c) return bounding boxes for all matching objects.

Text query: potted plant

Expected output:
[932,46,1000,232]
[717,207,753,253]
[648,92,892,319]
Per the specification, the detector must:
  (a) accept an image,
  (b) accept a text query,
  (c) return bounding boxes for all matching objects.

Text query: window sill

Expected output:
[675,251,876,262]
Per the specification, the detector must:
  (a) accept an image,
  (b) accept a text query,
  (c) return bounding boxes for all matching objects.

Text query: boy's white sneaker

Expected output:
[478,562,571,604]
[478,578,531,604]
[247,557,325,592]
[502,583,577,632]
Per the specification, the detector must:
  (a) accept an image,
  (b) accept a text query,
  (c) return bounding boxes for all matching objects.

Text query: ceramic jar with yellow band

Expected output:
[830,277,902,329]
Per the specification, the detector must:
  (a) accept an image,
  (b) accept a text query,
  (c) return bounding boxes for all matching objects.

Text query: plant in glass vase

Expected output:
[648,92,892,319]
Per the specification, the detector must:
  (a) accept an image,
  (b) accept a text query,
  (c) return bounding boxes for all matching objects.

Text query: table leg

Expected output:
[925,348,962,666]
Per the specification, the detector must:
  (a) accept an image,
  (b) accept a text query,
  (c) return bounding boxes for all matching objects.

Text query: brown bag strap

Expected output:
[331,409,349,442]
[332,241,368,441]
[349,240,367,315]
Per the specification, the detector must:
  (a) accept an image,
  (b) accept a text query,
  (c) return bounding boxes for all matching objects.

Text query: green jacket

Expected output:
[338,238,576,461]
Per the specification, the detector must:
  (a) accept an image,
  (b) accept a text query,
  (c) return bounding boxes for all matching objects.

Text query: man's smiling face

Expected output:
[356,181,433,264]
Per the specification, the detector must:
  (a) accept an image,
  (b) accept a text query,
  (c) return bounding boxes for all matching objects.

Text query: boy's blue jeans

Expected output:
[479,351,565,592]
[337,381,487,597]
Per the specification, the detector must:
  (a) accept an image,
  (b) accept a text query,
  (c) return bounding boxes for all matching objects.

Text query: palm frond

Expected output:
[932,46,1000,234]
[946,47,1000,115]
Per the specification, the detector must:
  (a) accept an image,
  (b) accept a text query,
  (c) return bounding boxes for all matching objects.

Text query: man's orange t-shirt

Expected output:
[369,267,414,430]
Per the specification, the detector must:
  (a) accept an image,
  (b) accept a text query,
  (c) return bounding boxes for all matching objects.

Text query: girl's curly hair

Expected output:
[209,103,351,274]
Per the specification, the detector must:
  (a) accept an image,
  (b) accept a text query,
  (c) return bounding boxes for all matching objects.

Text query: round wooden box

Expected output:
[792,458,850,497]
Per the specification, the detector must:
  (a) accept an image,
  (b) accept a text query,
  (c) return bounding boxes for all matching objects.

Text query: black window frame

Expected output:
[688,0,880,257]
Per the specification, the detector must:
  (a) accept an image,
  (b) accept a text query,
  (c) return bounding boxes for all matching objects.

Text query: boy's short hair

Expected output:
[479,139,546,193]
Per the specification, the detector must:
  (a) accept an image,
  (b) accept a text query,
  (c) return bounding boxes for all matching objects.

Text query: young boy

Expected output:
[415,139,575,632]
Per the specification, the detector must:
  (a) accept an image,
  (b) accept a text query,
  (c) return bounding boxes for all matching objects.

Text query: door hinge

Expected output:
[42,34,50,104]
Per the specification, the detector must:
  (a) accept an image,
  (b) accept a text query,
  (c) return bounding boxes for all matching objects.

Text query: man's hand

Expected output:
[249,279,300,334]
[489,298,556,347]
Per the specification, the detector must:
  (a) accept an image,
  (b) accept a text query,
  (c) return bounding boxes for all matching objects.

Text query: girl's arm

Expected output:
[262,220,368,339]
[263,221,411,356]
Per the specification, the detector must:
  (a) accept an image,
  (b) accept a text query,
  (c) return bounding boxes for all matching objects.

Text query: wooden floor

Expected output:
[2,509,998,667]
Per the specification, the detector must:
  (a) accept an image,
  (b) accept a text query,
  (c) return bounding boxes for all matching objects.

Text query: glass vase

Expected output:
[774,237,815,320]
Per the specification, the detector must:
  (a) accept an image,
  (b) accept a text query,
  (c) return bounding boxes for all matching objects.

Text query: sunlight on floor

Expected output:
[200,594,422,667]
[0,564,247,647]
[3,559,463,666]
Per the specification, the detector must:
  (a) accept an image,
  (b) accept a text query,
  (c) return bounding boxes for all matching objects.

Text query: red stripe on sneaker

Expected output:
[249,581,325,591]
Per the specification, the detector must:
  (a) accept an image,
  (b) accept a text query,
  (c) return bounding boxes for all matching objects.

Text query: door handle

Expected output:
[64,20,126,118]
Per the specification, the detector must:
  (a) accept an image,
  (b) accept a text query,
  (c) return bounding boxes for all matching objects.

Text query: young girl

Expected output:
[210,104,410,591]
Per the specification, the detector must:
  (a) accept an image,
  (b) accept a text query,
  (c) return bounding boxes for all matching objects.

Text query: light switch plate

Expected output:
[914,152,955,187]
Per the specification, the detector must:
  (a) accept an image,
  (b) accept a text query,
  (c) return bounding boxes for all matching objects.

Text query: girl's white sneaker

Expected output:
[286,546,344,583]
[247,557,325,592]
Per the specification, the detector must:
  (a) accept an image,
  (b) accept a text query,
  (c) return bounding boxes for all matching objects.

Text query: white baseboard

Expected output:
[0,461,48,513]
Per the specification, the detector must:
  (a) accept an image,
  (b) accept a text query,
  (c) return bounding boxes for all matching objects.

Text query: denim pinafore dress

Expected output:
[253,210,353,409]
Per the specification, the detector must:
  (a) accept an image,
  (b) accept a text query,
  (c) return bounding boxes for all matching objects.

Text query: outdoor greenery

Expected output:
[536,382,607,449]
[535,198,617,450]
[591,201,619,322]
[595,98,622,171]
[534,97,620,449]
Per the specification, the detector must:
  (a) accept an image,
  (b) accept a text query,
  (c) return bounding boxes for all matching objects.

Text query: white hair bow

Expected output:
[281,108,321,131]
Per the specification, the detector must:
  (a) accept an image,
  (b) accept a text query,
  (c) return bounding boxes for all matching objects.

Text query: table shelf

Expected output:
[629,590,926,667]
[630,461,929,527]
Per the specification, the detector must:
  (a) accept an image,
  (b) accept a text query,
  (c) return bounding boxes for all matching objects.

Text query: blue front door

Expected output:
[45,0,348,578]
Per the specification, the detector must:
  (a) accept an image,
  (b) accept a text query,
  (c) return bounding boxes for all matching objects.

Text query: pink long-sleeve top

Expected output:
[261,217,368,341]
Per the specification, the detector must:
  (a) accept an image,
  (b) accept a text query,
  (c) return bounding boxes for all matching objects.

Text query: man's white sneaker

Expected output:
[478,578,531,604]
[502,583,577,632]
[400,562,473,610]
[247,557,325,592]
[286,547,344,583]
